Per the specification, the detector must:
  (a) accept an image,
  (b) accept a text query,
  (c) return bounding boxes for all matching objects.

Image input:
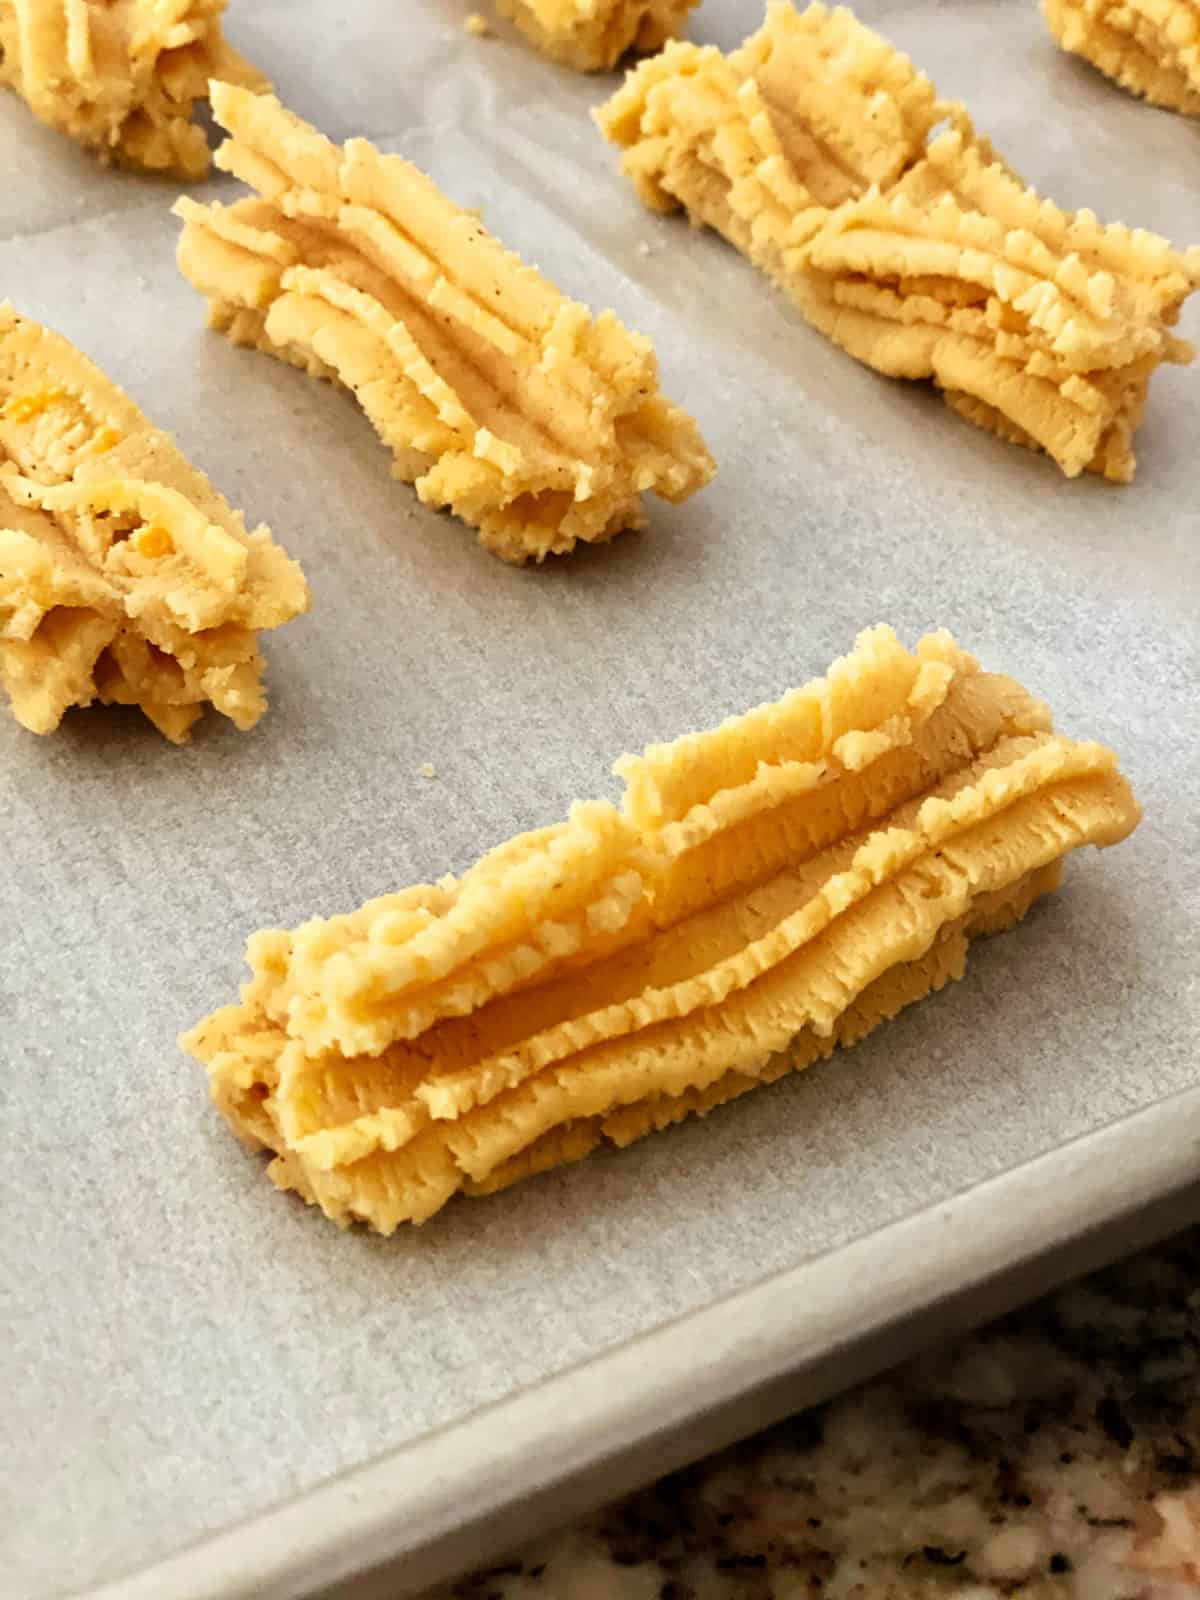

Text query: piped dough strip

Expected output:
[596,0,1200,481]
[0,305,308,740]
[473,862,1059,1194]
[181,626,1141,1232]
[173,84,714,563]
[495,0,699,71]
[1045,0,1200,117]
[0,0,266,178]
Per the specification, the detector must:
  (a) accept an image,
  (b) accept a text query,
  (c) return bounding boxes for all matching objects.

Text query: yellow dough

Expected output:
[182,626,1141,1232]
[1045,0,1200,116]
[0,305,308,741]
[495,0,698,71]
[174,85,715,564]
[0,0,266,178]
[597,1,1200,481]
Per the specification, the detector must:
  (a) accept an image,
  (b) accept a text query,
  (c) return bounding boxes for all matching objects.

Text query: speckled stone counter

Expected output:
[435,1229,1200,1600]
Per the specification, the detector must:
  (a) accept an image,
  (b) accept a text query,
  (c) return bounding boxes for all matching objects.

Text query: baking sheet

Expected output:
[1,2,1198,1597]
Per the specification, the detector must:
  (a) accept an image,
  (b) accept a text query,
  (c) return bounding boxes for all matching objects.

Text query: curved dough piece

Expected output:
[0,304,308,740]
[0,0,266,178]
[596,1,1200,481]
[182,626,1141,1231]
[174,84,715,563]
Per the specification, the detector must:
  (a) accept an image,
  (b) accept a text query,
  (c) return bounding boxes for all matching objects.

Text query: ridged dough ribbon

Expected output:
[597,1,1200,481]
[0,0,265,177]
[175,85,715,563]
[0,305,308,741]
[1045,0,1200,116]
[183,625,1141,1232]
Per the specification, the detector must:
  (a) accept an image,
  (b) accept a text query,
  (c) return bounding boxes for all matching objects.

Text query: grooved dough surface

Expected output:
[1045,0,1200,116]
[174,85,714,563]
[496,0,699,71]
[183,628,1140,1233]
[1,2,1197,1595]
[0,0,265,177]
[0,304,308,740]
[597,2,1200,482]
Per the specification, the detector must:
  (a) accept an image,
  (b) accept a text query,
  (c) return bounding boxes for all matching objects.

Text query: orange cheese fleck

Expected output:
[3,388,66,423]
[134,525,175,560]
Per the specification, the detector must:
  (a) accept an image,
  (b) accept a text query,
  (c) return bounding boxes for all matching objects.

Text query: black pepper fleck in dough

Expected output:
[922,1546,968,1566]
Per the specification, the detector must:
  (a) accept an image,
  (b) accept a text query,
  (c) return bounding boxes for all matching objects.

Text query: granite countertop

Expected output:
[434,1229,1200,1600]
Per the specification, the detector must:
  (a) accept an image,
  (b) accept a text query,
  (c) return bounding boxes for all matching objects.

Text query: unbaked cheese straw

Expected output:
[174,85,714,564]
[182,625,1141,1232]
[1045,0,1200,117]
[0,305,308,741]
[0,0,266,179]
[496,0,699,71]
[597,1,1200,481]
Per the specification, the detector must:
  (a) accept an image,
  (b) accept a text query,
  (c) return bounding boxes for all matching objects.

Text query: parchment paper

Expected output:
[2,2,1198,1595]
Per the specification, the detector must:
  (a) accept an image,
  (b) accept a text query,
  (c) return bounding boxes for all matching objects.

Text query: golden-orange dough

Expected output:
[174,84,715,563]
[495,0,698,71]
[596,1,1200,481]
[182,626,1141,1231]
[0,304,308,741]
[0,0,266,177]
[1045,0,1200,117]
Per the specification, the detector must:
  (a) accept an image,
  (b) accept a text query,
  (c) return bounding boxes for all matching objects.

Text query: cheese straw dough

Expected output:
[0,0,265,178]
[597,1,1200,481]
[174,85,714,564]
[182,626,1141,1232]
[496,0,698,71]
[0,305,308,741]
[1045,0,1200,116]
